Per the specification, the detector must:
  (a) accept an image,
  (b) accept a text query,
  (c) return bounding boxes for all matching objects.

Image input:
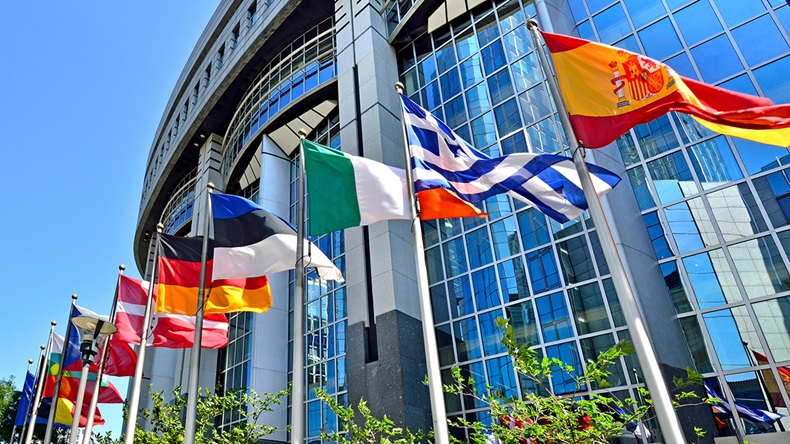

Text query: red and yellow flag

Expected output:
[541,30,790,148]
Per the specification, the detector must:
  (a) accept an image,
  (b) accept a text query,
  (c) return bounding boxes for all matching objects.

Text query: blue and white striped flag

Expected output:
[399,94,621,223]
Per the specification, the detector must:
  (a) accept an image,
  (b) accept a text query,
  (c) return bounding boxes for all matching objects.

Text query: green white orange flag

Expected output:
[302,139,483,236]
[540,30,790,148]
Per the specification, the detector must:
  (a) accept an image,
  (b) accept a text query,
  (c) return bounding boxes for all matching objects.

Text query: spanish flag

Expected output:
[156,234,272,315]
[541,30,790,148]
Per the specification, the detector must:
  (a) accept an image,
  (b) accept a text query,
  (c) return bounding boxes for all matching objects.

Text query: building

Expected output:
[132,0,790,442]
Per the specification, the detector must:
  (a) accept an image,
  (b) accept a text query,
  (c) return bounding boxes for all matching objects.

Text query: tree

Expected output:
[95,386,289,444]
[0,377,14,422]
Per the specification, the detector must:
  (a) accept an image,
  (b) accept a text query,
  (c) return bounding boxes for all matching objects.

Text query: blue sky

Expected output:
[0,1,218,436]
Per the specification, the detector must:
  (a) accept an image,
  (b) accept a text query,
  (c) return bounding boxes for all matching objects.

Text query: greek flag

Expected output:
[400,94,621,223]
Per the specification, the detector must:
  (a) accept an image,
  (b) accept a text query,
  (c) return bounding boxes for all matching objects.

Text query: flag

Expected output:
[400,94,621,223]
[540,30,790,149]
[210,193,345,282]
[752,349,790,407]
[156,233,272,315]
[303,139,485,235]
[37,397,103,428]
[118,274,228,349]
[98,340,136,377]
[704,381,783,424]
[13,371,35,427]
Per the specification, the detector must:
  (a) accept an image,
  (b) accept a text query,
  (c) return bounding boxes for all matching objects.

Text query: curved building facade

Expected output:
[135,0,790,442]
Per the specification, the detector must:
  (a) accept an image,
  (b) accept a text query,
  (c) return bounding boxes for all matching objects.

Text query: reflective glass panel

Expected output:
[459,54,485,89]
[436,42,457,74]
[536,291,574,342]
[479,310,507,356]
[568,0,587,22]
[674,1,722,46]
[714,0,765,27]
[627,166,656,211]
[449,275,474,318]
[498,257,530,301]
[481,39,506,75]
[753,296,790,361]
[466,227,493,269]
[476,13,500,47]
[624,0,666,29]
[664,199,714,254]
[688,136,743,189]
[494,98,522,137]
[568,282,611,334]
[635,115,679,158]
[510,52,542,92]
[722,372,784,436]
[593,3,631,43]
[527,118,562,154]
[690,35,743,83]
[647,151,698,204]
[546,342,583,394]
[507,300,540,346]
[679,316,713,372]
[525,247,561,293]
[673,112,714,145]
[638,18,682,60]
[703,309,753,370]
[577,20,596,41]
[719,74,758,96]
[731,15,788,67]
[418,55,437,86]
[443,237,469,278]
[642,211,673,259]
[617,132,639,166]
[430,284,449,323]
[587,0,615,15]
[732,138,790,176]
[661,261,693,313]
[683,249,742,309]
[426,246,444,284]
[729,236,790,298]
[665,52,697,79]
[708,183,767,241]
[466,82,491,119]
[453,317,482,361]
[440,68,462,100]
[491,216,521,259]
[472,266,501,311]
[471,112,498,148]
[557,235,597,284]
[455,27,479,61]
[486,194,512,219]
[486,356,518,398]
[517,208,550,250]
[488,69,514,104]
[580,333,626,388]
[436,324,455,366]
[460,361,487,409]
[518,85,553,126]
[753,55,790,105]
[503,25,532,62]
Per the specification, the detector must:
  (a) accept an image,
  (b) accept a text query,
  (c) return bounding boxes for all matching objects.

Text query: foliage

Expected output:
[444,318,713,444]
[95,386,289,444]
[315,389,432,444]
[0,377,15,422]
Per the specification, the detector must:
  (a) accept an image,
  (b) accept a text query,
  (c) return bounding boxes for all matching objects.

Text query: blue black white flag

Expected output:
[399,94,621,223]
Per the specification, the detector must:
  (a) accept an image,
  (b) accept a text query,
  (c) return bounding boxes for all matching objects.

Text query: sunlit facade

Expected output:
[134,0,790,442]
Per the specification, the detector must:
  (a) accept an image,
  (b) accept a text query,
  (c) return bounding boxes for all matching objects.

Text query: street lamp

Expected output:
[67,315,117,444]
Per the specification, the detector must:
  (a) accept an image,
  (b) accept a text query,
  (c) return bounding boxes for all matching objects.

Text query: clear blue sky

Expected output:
[0,1,218,436]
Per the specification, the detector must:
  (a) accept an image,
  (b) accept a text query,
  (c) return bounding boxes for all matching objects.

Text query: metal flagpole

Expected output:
[81,265,126,444]
[44,294,78,444]
[291,130,308,444]
[123,224,163,444]
[394,83,450,444]
[10,359,34,444]
[183,182,214,444]
[21,346,46,444]
[527,20,686,443]
[25,322,57,444]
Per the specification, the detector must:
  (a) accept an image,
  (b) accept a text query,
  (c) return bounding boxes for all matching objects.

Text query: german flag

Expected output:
[541,30,790,148]
[156,233,272,315]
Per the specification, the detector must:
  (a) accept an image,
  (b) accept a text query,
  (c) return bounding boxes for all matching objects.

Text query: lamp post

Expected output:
[67,315,117,444]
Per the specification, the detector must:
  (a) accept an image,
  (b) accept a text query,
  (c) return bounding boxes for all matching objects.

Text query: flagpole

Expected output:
[527,20,686,443]
[25,322,57,444]
[8,359,33,444]
[81,265,125,444]
[291,130,308,444]
[123,224,163,444]
[183,182,213,444]
[394,83,450,444]
[44,295,78,444]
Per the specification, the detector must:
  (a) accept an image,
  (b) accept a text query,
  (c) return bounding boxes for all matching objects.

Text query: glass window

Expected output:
[430,284,450,323]
[587,0,616,15]
[422,81,441,110]
[491,216,520,259]
[536,291,574,342]
[568,282,611,334]
[703,309,753,370]
[443,237,469,277]
[449,275,474,318]
[602,279,625,327]
[472,266,501,311]
[426,246,444,284]
[714,0,765,27]
[735,138,790,177]
[476,13,501,47]
[455,27,479,61]
[642,211,673,259]
[661,261,693,313]
[507,300,540,346]
[444,95,468,128]
[665,0,693,10]
[550,215,584,240]
[708,183,767,241]
[498,257,530,301]
[486,194,512,219]
[441,215,464,239]
[674,1,722,47]
[576,20,596,41]
[672,113,714,145]
[617,132,639,166]
[485,356,518,398]
[436,42,457,74]
[546,342,583,394]
[527,118,562,154]
[440,68,462,100]
[678,316,714,372]
[501,130,528,155]
[638,18,682,60]
[454,317,483,364]
[466,227,493,269]
[418,55,438,86]
[479,310,507,356]
[627,166,656,211]
[510,53,542,93]
[593,3,631,43]
[683,249,742,309]
[690,35,743,83]
[494,99,522,137]
[503,25,532,62]
[718,74,758,96]
[488,69,515,104]
[436,324,455,366]
[580,333,626,388]
[557,235,597,284]
[518,207,550,250]
[498,0,526,34]
[481,40,507,75]
[729,236,790,298]
[623,0,666,29]
[459,54,485,89]
[647,152,698,204]
[665,52,697,79]
[568,0,588,22]
[732,15,788,67]
[466,82,491,120]
[721,372,782,436]
[753,55,790,105]
[753,296,790,361]
[518,85,553,126]
[665,198,715,254]
[525,246,561,293]
[635,115,680,158]
[471,112,498,148]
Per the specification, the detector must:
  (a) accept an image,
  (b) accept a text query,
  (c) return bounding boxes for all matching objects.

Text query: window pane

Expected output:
[679,316,714,372]
[466,227,493,269]
[690,35,743,83]
[436,324,455,366]
[638,18,682,60]
[642,211,673,259]
[733,138,790,176]
[518,207,550,250]
[683,250,742,309]
[593,4,631,43]
[666,52,697,79]
[753,296,790,361]
[459,54,485,89]
[471,112,497,148]
[580,333,626,388]
[731,15,788,67]
[525,247,561,293]
[753,55,790,105]
[661,261,693,313]
[568,282,611,334]
[623,0,666,29]
[430,284,449,323]
[502,25,532,62]
[714,0,765,27]
[479,310,507,356]
[487,69,514,104]
[498,257,530,301]
[449,275,474,318]
[673,112,715,144]
[472,266,500,311]
[527,118,562,154]
[617,132,639,166]
[455,27,479,61]
[507,300,540,345]
[719,74,758,96]
[494,99,522,137]
[486,194,512,219]
[635,115,680,158]
[491,216,521,259]
[674,0,722,46]
[688,136,743,189]
[485,356,518,398]
[708,183,767,241]
[703,309,753,370]
[510,53,542,92]
[453,317,482,361]
[557,235,597,284]
[435,42,457,74]
[481,39,506,75]
[647,151,698,204]
[665,199,715,254]
[466,82,491,119]
[426,246,444,283]
[729,236,790,298]
[536,291,574,342]
[443,237,469,277]
[627,166,656,210]
[440,68,462,100]
[546,342,583,394]
[518,85,553,126]
[603,279,625,327]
